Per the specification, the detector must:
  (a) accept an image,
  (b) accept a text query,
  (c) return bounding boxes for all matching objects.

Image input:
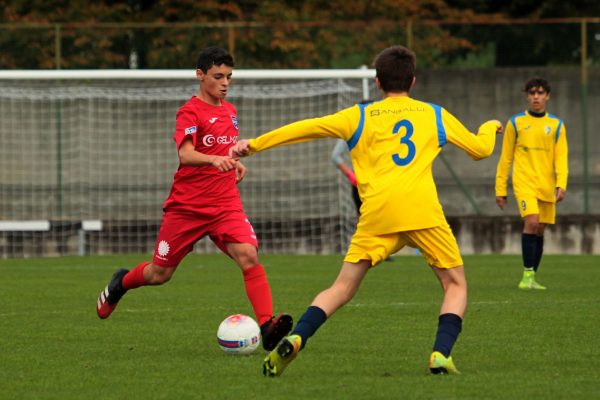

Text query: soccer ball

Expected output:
[217,314,261,355]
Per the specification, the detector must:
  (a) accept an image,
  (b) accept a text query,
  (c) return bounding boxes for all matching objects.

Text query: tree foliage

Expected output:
[446,0,599,66]
[0,0,595,69]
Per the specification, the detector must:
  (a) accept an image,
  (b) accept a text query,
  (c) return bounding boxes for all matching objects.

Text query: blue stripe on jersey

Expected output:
[427,102,446,147]
[510,112,526,140]
[347,103,368,151]
[548,113,563,143]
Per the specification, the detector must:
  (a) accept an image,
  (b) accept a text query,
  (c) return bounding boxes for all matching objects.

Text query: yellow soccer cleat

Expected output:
[429,351,460,375]
[262,334,302,377]
[530,279,547,290]
[518,270,546,290]
[518,270,534,289]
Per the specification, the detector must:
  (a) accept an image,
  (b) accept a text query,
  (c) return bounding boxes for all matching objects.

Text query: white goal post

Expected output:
[0,69,375,80]
[0,68,376,257]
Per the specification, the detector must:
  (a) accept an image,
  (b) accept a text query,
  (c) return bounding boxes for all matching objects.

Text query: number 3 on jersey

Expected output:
[391,119,416,166]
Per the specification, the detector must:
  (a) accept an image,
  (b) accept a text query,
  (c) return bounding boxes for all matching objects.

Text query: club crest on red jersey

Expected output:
[230,115,239,130]
[156,240,170,261]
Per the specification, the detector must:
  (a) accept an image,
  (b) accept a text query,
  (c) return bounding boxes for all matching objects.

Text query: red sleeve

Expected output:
[173,106,200,149]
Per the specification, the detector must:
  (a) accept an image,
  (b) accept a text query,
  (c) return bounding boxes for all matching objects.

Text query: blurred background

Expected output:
[1,0,599,69]
[0,0,598,257]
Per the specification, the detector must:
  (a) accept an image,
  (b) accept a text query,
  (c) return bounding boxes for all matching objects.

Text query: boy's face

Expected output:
[526,86,550,113]
[197,64,233,101]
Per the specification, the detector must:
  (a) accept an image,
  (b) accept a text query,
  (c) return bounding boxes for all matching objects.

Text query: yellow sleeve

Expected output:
[555,123,568,190]
[443,109,498,160]
[248,107,359,154]
[495,119,516,197]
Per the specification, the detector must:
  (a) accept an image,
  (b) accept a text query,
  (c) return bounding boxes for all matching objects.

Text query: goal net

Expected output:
[0,70,374,257]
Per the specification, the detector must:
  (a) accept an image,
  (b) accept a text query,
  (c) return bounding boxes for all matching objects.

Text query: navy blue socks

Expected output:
[521,233,537,270]
[291,305,328,349]
[433,313,463,357]
[294,307,463,357]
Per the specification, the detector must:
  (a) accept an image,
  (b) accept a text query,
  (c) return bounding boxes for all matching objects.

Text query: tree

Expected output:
[0,0,592,69]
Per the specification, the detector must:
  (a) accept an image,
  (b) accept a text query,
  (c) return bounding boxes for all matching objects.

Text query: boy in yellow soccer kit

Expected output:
[495,78,568,290]
[231,46,502,375]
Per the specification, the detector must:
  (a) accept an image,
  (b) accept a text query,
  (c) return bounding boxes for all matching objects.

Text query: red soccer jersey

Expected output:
[163,97,242,212]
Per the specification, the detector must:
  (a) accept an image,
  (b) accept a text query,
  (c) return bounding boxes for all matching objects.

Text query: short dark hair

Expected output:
[373,46,416,93]
[196,46,234,72]
[524,77,550,93]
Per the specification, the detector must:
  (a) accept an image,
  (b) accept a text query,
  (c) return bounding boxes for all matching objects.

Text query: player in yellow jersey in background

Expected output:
[231,46,503,376]
[495,78,568,290]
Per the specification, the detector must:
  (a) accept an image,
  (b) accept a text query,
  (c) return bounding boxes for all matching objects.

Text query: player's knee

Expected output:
[448,273,467,290]
[436,266,467,291]
[523,215,541,233]
[232,246,259,267]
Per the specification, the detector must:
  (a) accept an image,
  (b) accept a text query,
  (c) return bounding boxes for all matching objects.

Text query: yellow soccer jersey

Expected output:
[495,111,568,202]
[249,96,499,234]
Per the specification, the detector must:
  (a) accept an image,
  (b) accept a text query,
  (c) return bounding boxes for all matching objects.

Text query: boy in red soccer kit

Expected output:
[96,46,292,351]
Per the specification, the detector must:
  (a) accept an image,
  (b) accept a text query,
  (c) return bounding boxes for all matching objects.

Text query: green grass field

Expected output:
[1,254,598,399]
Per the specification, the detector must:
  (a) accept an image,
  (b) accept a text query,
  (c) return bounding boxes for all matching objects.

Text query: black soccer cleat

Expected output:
[96,268,129,319]
[260,313,293,351]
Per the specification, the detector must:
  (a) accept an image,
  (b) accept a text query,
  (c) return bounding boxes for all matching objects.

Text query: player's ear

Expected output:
[196,69,205,82]
[410,76,416,90]
[375,77,382,91]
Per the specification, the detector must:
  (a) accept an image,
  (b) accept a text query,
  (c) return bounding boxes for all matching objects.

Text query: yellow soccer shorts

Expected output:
[516,196,556,224]
[344,223,463,269]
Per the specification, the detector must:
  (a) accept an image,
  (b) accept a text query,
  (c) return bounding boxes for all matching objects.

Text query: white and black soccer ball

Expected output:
[217,314,261,355]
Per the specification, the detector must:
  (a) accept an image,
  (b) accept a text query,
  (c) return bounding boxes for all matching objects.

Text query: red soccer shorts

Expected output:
[152,207,258,267]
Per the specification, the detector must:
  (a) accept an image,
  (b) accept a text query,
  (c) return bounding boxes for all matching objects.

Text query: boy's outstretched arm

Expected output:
[230,110,357,159]
[446,114,503,160]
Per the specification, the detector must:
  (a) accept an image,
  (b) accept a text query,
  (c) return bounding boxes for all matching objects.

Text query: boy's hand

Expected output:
[495,196,507,209]
[491,120,504,134]
[210,155,238,172]
[235,161,247,183]
[555,187,566,202]
[230,140,251,158]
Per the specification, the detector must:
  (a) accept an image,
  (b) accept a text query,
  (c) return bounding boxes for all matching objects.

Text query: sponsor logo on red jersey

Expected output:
[201,135,238,147]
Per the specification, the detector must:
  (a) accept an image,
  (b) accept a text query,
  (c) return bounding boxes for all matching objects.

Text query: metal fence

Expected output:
[0,19,599,69]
